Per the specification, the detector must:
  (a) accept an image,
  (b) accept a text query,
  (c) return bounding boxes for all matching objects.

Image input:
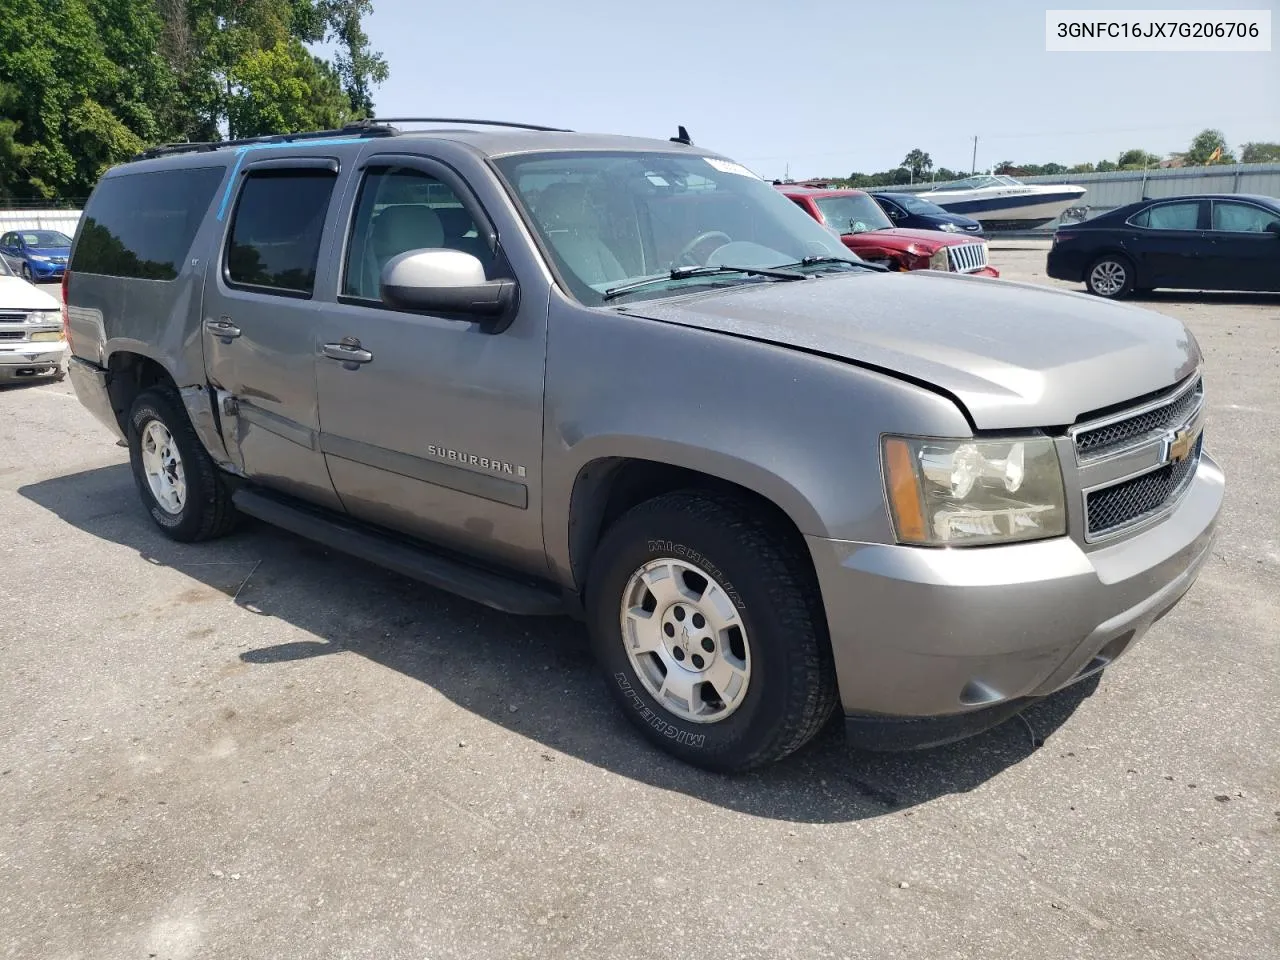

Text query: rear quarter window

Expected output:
[71,166,225,280]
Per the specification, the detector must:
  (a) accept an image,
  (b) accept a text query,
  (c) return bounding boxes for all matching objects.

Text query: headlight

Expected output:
[928,247,949,271]
[28,255,51,262]
[937,222,959,232]
[27,310,61,324]
[881,435,1067,546]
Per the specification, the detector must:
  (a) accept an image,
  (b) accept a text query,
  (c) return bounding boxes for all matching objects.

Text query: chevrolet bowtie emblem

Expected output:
[1168,425,1199,464]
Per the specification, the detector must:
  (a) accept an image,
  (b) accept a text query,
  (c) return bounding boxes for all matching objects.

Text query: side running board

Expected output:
[232,488,563,616]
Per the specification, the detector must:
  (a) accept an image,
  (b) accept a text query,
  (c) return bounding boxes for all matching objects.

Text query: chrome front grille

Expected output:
[0,312,29,323]
[1086,436,1202,536]
[946,243,989,273]
[1076,377,1203,461]
[1073,374,1206,540]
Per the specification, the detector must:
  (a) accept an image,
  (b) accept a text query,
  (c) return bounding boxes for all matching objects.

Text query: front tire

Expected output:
[127,387,237,542]
[1085,255,1135,298]
[586,491,838,772]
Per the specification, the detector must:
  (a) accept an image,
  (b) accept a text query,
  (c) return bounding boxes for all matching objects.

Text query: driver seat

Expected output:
[533,182,627,286]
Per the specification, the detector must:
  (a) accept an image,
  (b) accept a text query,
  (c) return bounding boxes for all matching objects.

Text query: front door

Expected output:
[1206,199,1280,292]
[313,154,549,575]
[202,158,344,510]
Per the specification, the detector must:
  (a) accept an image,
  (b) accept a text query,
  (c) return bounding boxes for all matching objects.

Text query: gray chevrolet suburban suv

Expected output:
[65,119,1224,771]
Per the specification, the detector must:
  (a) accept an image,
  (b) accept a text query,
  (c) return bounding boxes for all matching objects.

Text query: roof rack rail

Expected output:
[370,117,571,133]
[132,120,400,161]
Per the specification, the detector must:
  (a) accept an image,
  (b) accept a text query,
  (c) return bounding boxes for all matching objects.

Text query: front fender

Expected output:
[541,299,973,587]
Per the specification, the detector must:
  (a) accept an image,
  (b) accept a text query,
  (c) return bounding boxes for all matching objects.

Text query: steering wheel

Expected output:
[674,231,732,266]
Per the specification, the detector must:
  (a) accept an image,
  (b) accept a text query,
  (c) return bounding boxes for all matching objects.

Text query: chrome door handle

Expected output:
[206,317,242,341]
[322,338,373,365]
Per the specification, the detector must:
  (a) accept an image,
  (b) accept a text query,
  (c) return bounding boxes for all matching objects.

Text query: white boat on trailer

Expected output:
[917,175,1087,230]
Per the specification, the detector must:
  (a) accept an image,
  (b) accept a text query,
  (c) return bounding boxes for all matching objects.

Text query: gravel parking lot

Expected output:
[3,252,1277,960]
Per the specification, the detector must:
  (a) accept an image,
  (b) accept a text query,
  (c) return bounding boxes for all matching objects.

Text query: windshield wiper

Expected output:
[778,255,889,273]
[602,264,807,301]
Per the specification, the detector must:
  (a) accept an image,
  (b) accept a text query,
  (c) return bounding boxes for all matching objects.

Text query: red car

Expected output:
[779,186,999,278]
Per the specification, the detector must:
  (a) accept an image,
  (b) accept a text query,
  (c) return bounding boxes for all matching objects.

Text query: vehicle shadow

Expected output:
[1134,290,1280,306]
[20,463,1100,824]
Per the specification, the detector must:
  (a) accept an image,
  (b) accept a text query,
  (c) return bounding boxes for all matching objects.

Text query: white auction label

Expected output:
[1046,9,1271,51]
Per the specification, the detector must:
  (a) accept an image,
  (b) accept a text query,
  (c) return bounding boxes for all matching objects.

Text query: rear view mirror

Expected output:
[380,249,517,331]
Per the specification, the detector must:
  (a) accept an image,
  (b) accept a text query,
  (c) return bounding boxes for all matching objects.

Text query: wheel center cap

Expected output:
[659,604,716,672]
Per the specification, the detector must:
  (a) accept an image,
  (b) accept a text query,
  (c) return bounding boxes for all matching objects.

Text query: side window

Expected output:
[1141,202,1201,231]
[1211,201,1278,233]
[71,166,225,280]
[342,166,494,300]
[226,170,336,296]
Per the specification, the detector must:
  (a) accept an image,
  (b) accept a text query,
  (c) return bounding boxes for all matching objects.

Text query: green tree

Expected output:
[901,148,932,181]
[0,0,174,199]
[318,0,389,114]
[1095,159,1119,172]
[227,39,352,137]
[1240,141,1280,163]
[1186,128,1235,165]
[1117,149,1161,169]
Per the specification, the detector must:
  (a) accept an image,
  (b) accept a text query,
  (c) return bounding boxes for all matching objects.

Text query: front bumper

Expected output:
[0,341,67,380]
[808,452,1224,743]
[26,259,67,280]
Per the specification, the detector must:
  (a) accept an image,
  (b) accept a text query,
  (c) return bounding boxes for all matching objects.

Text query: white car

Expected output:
[0,254,66,383]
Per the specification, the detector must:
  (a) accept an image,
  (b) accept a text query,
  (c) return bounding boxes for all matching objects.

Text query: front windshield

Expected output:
[21,230,72,247]
[932,176,1002,192]
[895,195,947,215]
[813,194,893,233]
[493,151,858,305]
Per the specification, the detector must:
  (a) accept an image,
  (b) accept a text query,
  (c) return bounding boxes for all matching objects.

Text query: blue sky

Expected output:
[359,0,1279,179]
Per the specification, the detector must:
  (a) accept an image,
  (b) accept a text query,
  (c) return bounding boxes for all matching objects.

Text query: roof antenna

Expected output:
[670,125,692,145]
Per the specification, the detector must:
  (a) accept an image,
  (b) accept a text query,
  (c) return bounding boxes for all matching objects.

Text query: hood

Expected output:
[621,271,1198,430]
[0,275,61,310]
[934,212,982,228]
[842,227,979,251]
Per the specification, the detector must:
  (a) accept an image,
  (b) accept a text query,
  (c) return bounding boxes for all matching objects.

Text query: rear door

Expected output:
[1128,199,1209,288]
[202,157,344,510]
[1206,199,1280,292]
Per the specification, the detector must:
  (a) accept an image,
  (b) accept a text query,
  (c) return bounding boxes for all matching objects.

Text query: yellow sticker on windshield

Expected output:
[704,157,761,179]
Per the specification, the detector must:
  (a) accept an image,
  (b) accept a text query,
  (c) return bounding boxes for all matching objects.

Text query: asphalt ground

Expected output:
[2,255,1277,960]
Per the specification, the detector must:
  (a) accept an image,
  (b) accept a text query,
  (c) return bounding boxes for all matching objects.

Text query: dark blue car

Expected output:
[0,229,73,282]
[871,193,984,236]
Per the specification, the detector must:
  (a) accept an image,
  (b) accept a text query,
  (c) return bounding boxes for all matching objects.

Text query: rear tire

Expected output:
[127,387,237,542]
[586,490,838,772]
[1085,254,1135,299]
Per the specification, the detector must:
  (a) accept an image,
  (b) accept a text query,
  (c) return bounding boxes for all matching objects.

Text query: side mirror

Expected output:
[889,210,904,220]
[380,249,517,331]
[1266,221,1280,237]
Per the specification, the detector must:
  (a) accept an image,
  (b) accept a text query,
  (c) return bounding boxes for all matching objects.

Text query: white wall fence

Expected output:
[867,163,1280,231]
[0,209,83,236]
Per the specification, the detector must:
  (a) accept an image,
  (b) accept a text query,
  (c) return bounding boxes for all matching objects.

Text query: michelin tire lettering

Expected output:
[615,674,706,748]
[646,540,745,610]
